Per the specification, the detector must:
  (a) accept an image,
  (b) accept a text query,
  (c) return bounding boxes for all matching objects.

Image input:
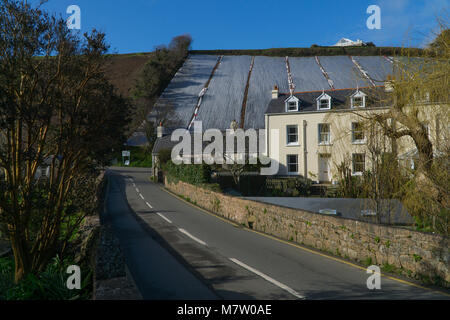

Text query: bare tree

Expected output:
[0,0,129,282]
[331,23,449,233]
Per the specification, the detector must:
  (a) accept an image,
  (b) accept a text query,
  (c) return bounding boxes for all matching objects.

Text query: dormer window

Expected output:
[285,95,299,112]
[316,92,331,110]
[351,90,367,108]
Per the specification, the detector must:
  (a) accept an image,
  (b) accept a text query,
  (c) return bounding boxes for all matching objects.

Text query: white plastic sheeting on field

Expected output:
[289,57,331,92]
[154,55,395,131]
[318,56,370,89]
[353,56,394,85]
[195,55,252,130]
[245,56,289,129]
[154,55,219,128]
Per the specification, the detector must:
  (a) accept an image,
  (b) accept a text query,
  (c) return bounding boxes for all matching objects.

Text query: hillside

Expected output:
[105,53,153,98]
[103,46,422,99]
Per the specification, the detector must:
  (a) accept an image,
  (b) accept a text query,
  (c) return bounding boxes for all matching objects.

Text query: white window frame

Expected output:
[316,92,331,110]
[287,154,299,174]
[350,90,366,108]
[285,96,299,112]
[286,125,299,146]
[352,153,365,175]
[318,123,331,145]
[351,122,365,144]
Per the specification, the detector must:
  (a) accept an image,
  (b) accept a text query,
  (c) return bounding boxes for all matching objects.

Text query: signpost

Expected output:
[122,150,131,166]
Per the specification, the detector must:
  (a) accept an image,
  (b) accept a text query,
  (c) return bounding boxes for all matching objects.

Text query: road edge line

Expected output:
[159,185,450,298]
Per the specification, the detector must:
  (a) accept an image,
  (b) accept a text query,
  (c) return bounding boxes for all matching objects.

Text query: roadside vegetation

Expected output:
[112,146,152,168]
[191,46,424,58]
[330,24,450,235]
[131,35,192,140]
[0,0,129,298]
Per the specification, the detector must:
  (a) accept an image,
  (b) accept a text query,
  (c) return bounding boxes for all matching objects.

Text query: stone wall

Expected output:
[165,178,450,287]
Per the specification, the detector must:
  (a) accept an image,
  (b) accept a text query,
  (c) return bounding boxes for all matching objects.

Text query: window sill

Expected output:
[351,141,366,145]
[352,172,363,176]
[286,143,300,147]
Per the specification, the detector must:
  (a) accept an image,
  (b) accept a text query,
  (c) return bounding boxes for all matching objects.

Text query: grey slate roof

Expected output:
[265,86,388,114]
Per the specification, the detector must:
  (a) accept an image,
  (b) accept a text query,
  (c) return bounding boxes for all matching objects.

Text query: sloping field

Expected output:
[196,55,252,130]
[353,56,394,85]
[245,56,289,129]
[152,54,395,132]
[289,56,332,92]
[154,55,219,128]
[318,55,370,89]
[105,53,152,97]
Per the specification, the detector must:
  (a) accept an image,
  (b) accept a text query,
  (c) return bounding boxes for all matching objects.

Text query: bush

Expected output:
[266,177,313,196]
[0,256,92,300]
[112,146,152,168]
[163,161,212,185]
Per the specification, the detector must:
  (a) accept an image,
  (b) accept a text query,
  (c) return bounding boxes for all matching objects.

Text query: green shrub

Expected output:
[112,146,152,168]
[164,162,212,185]
[364,257,373,266]
[266,177,313,196]
[0,256,92,300]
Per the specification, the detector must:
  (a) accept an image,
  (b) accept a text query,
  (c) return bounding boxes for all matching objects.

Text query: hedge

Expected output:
[163,162,211,185]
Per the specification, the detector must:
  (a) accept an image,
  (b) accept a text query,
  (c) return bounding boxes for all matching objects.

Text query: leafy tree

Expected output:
[0,0,129,282]
[132,34,192,132]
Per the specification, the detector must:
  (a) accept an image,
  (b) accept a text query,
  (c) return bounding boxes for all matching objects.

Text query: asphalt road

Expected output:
[105,167,449,300]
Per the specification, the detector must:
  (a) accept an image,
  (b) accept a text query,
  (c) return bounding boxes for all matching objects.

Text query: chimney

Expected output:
[271,85,279,99]
[157,121,164,138]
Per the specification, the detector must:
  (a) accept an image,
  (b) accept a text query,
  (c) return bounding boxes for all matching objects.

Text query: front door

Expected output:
[318,154,331,182]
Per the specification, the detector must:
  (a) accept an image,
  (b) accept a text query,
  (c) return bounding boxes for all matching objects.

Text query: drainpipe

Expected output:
[303,120,307,178]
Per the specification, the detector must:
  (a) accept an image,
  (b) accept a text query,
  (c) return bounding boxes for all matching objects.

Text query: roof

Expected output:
[265,86,388,114]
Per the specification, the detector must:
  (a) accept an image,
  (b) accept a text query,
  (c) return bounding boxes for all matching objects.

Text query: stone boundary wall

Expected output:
[165,178,449,287]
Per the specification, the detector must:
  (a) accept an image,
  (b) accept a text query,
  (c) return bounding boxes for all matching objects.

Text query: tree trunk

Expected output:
[9,231,32,283]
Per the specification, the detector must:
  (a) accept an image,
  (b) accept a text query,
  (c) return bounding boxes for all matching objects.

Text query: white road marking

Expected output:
[139,193,145,200]
[146,202,153,209]
[132,183,136,187]
[135,187,140,193]
[178,228,207,246]
[157,212,172,224]
[229,258,305,299]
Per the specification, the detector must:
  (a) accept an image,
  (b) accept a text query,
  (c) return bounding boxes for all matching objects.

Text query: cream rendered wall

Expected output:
[266,104,447,182]
[267,108,392,182]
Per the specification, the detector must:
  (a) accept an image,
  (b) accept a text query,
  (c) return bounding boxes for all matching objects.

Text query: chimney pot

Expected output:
[271,85,279,99]
[157,122,164,138]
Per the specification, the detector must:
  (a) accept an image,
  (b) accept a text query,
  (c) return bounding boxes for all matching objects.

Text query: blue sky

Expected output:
[33,0,448,54]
